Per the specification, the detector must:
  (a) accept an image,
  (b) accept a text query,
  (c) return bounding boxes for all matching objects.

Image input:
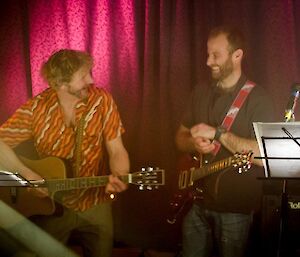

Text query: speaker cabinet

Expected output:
[261,180,300,257]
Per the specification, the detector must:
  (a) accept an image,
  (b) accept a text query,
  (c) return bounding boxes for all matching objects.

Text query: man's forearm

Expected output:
[109,150,130,176]
[219,132,262,166]
[0,140,24,172]
[0,139,39,178]
[175,129,196,153]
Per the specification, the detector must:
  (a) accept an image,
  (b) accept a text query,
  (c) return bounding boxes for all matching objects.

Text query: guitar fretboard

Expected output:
[45,175,130,192]
[192,156,233,181]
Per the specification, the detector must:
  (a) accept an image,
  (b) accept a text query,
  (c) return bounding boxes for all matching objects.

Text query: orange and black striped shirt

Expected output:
[0,85,125,211]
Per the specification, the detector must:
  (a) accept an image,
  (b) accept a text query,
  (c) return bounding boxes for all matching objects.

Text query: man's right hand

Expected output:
[24,169,48,197]
[193,136,215,154]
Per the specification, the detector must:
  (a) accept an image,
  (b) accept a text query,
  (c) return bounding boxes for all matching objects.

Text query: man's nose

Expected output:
[86,74,94,84]
[206,56,213,67]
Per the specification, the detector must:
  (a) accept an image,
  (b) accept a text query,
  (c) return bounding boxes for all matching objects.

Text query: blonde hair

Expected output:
[41,49,93,89]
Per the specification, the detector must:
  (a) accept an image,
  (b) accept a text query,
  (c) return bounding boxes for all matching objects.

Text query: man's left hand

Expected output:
[105,175,128,194]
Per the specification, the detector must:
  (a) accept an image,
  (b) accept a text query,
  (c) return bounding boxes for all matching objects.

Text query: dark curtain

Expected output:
[1,0,300,251]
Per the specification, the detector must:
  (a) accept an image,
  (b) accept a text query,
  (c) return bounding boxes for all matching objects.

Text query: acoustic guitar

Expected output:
[167,152,252,224]
[0,156,165,217]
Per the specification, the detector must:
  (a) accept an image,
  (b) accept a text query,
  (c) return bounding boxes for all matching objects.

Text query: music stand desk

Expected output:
[253,122,300,257]
[0,170,32,187]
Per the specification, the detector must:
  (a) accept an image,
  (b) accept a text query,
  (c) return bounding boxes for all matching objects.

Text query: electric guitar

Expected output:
[167,152,252,224]
[0,156,165,217]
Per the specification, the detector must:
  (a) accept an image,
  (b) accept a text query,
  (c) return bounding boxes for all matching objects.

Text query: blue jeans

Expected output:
[182,204,252,257]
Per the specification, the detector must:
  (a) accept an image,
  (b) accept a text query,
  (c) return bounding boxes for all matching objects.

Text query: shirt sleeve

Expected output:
[247,86,276,138]
[181,88,199,129]
[0,99,34,148]
[181,84,209,129]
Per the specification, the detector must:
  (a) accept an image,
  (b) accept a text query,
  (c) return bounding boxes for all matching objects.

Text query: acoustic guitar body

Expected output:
[0,156,67,217]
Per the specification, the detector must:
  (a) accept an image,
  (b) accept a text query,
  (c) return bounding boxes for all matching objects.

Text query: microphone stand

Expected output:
[276,171,288,257]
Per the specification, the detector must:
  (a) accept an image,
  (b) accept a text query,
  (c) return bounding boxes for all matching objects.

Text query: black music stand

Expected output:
[0,170,32,187]
[253,122,300,257]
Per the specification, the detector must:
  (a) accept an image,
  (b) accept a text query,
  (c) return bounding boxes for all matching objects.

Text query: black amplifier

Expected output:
[260,179,300,257]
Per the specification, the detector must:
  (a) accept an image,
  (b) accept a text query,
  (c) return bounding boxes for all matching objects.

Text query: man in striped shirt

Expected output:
[0,49,130,257]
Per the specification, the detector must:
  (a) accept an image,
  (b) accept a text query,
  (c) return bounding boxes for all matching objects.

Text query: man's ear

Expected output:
[233,49,243,60]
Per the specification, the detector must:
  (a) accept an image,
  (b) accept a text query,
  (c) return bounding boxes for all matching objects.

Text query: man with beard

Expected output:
[0,49,129,257]
[175,26,274,257]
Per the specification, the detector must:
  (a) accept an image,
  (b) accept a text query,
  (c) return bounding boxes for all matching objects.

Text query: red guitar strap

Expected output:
[212,80,256,156]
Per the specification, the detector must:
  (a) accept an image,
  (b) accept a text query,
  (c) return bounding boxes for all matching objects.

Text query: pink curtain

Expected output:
[1,0,300,250]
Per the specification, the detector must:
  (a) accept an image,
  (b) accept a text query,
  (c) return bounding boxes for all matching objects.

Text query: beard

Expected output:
[210,57,234,81]
[67,86,89,100]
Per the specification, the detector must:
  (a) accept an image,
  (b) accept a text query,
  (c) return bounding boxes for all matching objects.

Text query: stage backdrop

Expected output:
[1,0,300,251]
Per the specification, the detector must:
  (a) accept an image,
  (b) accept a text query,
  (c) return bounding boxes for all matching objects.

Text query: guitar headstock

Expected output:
[232,152,253,173]
[131,167,165,190]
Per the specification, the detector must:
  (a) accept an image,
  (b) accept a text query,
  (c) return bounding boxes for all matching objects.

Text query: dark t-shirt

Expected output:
[181,74,275,213]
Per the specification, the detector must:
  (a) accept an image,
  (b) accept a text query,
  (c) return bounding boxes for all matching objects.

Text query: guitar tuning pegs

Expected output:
[139,185,144,190]
[141,167,155,172]
[146,185,153,190]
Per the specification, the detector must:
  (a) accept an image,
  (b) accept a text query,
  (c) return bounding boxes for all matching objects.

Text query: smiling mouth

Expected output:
[211,65,219,71]
[211,69,220,74]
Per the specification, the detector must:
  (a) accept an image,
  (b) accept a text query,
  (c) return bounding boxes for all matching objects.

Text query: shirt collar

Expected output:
[213,74,247,96]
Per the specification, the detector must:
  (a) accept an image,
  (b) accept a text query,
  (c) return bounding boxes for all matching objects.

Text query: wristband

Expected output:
[214,126,227,141]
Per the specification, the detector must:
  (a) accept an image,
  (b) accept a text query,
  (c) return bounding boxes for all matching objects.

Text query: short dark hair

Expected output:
[208,25,246,54]
[41,49,93,89]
